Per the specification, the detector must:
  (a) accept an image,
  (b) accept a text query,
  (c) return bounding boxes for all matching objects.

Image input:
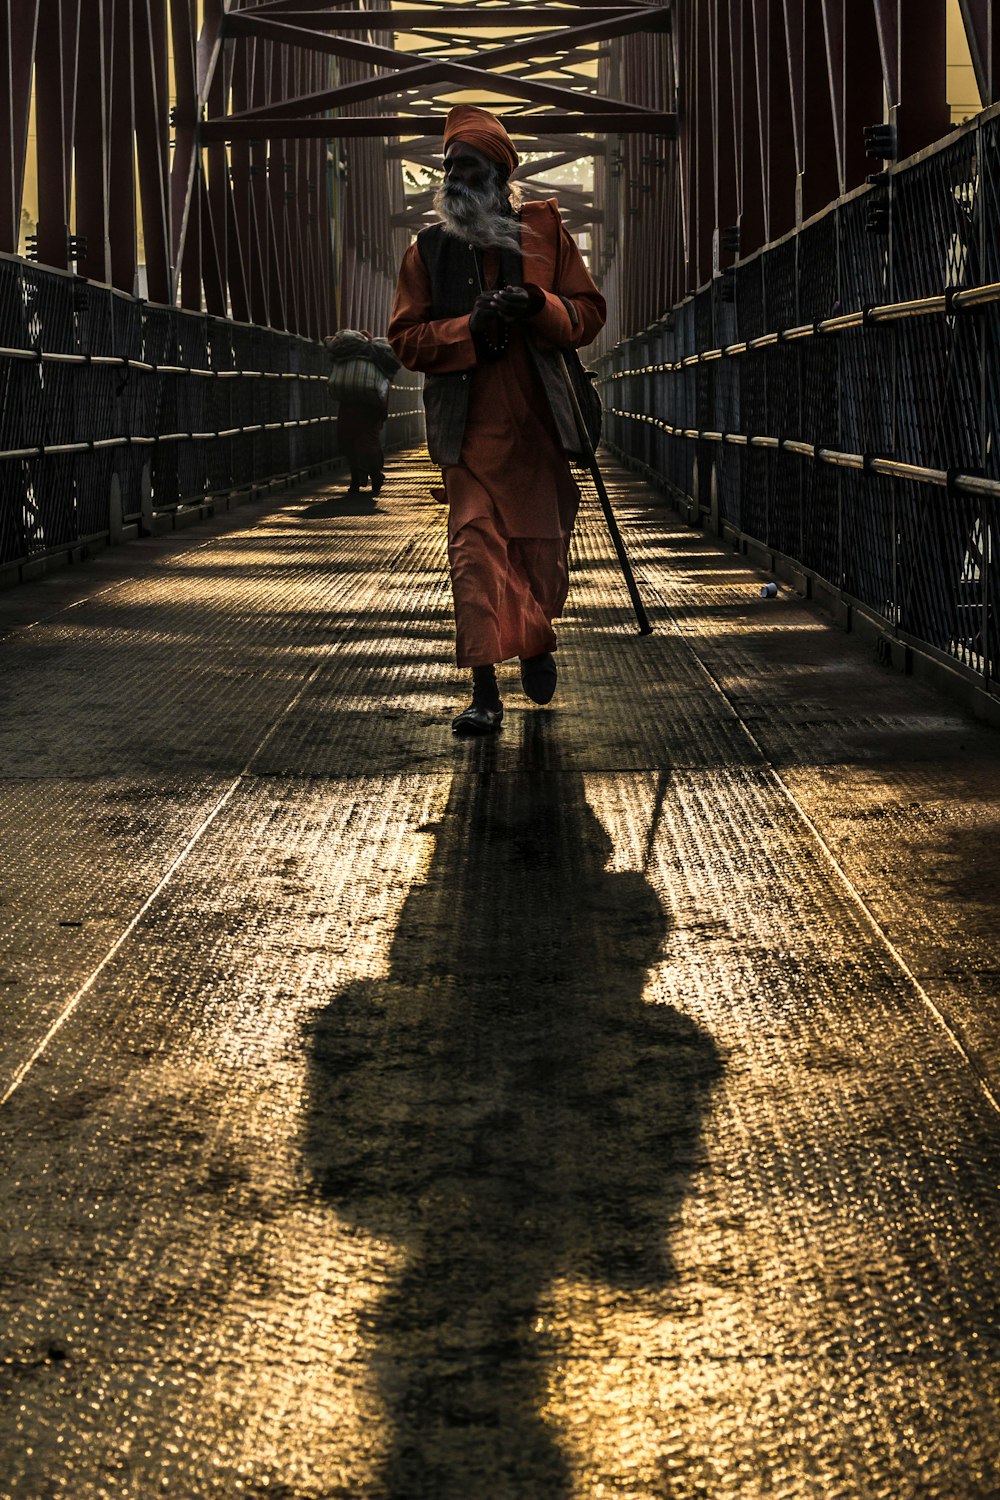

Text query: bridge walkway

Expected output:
[1,449,999,1499]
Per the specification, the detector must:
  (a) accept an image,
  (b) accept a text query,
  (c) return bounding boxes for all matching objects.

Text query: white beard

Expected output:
[434,179,522,252]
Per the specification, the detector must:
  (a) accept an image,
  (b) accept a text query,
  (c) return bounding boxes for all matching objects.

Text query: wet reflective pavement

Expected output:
[1,451,999,1498]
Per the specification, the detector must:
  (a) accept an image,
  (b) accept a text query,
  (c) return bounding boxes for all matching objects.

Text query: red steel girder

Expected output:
[171,0,199,308]
[872,0,948,157]
[34,0,80,270]
[201,111,677,142]
[223,13,632,115]
[172,0,226,307]
[693,0,713,285]
[134,0,172,303]
[958,0,998,105]
[207,19,246,319]
[230,32,271,325]
[384,132,608,158]
[820,0,884,195]
[248,7,648,27]
[898,0,949,157]
[221,6,670,123]
[782,0,838,222]
[73,0,109,282]
[752,0,796,245]
[108,0,138,293]
[0,0,39,253]
[197,155,227,317]
[737,0,764,252]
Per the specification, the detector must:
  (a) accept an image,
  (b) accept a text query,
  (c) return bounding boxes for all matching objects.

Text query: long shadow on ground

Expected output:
[305,747,721,1498]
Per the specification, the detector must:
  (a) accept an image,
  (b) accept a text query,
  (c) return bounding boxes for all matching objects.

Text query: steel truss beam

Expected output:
[202,112,675,142]
[958,0,1000,105]
[0,0,39,255]
[250,8,647,27]
[216,6,670,123]
[592,0,974,354]
[223,15,632,117]
[2,0,984,371]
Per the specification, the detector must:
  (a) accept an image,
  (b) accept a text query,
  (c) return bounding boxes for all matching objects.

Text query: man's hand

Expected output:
[468,292,501,335]
[469,286,539,330]
[493,286,534,322]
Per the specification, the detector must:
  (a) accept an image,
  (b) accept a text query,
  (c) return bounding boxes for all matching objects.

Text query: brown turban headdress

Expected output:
[442,105,519,177]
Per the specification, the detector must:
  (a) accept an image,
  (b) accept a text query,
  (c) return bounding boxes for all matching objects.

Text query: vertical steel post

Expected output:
[797,0,839,221]
[741,0,766,254]
[821,0,885,196]
[873,0,949,158]
[0,0,40,254]
[171,0,199,307]
[134,0,172,303]
[716,0,740,272]
[957,0,999,105]
[694,0,714,287]
[765,0,796,241]
[35,0,80,270]
[74,0,111,284]
[897,0,950,157]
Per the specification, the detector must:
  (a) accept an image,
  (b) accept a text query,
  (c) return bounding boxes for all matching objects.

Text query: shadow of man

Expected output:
[298,493,382,518]
[306,760,721,1498]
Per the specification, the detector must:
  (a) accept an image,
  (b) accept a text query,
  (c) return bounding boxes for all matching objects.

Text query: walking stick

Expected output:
[558,352,653,636]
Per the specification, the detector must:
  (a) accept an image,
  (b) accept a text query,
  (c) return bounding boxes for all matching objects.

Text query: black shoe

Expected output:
[519,652,557,705]
[371,472,385,497]
[452,702,503,736]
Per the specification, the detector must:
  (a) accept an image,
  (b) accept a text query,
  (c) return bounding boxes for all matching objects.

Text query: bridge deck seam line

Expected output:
[760,772,1000,1115]
[0,504,441,1110]
[648,573,1000,1120]
[0,665,326,1111]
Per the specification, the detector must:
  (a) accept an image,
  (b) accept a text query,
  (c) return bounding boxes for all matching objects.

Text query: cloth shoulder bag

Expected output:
[551,292,602,458]
[563,347,603,458]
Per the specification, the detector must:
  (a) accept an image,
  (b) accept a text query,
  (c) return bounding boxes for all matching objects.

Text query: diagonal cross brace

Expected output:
[243,7,647,27]
[224,12,630,115]
[220,6,670,122]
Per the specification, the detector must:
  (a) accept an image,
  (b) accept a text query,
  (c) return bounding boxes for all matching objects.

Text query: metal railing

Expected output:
[0,254,422,574]
[597,104,1000,697]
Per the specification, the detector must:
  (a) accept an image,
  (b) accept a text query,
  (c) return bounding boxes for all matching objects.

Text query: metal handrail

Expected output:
[0,344,330,381]
[607,407,1000,501]
[0,414,337,463]
[0,403,422,461]
[602,278,1000,379]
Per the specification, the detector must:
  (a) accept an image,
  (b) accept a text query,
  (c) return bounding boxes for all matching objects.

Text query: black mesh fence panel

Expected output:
[0,261,342,570]
[597,108,1000,695]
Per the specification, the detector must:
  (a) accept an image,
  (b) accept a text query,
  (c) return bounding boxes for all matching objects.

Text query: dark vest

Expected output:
[414,218,582,468]
[415,224,523,466]
[416,224,524,317]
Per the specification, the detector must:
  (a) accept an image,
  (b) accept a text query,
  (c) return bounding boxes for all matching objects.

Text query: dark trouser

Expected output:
[337,401,386,489]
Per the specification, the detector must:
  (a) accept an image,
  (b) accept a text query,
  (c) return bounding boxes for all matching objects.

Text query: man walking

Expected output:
[388,105,606,735]
[325,328,400,498]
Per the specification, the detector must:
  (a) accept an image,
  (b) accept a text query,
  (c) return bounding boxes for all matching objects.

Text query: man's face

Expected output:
[442,141,495,195]
[434,138,517,247]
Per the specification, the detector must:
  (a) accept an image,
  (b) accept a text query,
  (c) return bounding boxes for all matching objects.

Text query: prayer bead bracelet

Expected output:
[479,319,509,358]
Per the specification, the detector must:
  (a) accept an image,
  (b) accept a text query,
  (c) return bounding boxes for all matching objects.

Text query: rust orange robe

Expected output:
[388,199,606,667]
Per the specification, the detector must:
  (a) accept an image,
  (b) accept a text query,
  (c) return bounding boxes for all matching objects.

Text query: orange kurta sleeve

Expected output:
[523,208,607,351]
[387,241,480,374]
